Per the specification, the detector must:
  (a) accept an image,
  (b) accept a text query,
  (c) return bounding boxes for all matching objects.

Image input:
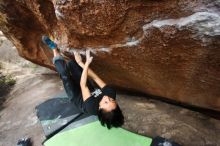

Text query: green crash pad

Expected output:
[44,121,152,146]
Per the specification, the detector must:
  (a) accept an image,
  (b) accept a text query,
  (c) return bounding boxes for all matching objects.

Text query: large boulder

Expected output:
[0,0,219,111]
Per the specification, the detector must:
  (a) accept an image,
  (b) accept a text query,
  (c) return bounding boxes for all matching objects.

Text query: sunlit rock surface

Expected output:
[0,0,219,111]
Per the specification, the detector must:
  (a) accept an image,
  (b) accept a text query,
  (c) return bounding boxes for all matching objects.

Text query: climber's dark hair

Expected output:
[98,104,124,129]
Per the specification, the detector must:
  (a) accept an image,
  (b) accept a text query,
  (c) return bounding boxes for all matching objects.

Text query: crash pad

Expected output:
[44,120,153,146]
[35,91,82,137]
[36,91,181,146]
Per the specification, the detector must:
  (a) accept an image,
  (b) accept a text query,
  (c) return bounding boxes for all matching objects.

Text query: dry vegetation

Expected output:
[0,63,16,108]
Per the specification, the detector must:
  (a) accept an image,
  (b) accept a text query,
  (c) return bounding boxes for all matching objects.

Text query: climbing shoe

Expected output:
[42,35,57,49]
[16,137,32,146]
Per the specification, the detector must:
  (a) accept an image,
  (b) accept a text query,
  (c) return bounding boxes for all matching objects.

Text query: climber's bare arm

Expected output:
[80,64,91,101]
[74,52,106,89]
[80,50,93,101]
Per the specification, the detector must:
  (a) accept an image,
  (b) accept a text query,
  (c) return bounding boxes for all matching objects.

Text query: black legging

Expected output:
[54,57,94,112]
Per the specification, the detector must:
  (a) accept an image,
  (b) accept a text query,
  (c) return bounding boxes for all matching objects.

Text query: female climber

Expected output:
[42,36,124,129]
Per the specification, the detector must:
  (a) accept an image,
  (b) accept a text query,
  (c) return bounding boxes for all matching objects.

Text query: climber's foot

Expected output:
[42,35,57,50]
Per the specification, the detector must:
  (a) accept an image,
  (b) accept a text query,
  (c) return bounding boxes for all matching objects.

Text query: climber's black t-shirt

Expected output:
[83,85,116,115]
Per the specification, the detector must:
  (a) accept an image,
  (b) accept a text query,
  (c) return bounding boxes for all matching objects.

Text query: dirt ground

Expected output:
[0,35,220,146]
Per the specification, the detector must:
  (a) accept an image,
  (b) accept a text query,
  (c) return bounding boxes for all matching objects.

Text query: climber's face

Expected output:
[99,95,117,112]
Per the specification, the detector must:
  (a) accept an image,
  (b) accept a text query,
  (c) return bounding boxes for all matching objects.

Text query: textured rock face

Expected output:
[0,0,219,111]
